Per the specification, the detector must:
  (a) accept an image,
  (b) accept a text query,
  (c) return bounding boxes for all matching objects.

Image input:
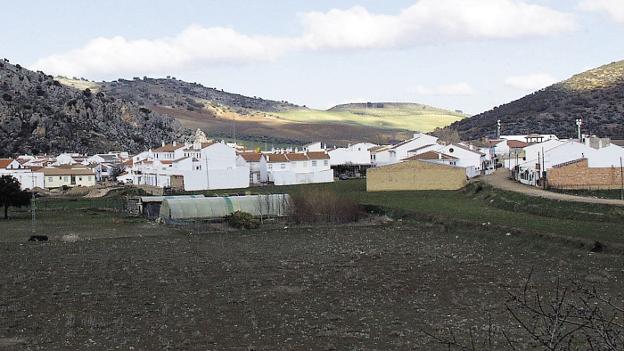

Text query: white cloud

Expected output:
[504,73,558,90]
[33,25,295,77]
[32,1,576,77]
[412,82,476,96]
[579,0,624,24]
[301,0,575,50]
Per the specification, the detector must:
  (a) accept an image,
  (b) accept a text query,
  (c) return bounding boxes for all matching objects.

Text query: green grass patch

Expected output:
[272,104,465,133]
[549,188,624,200]
[193,180,624,244]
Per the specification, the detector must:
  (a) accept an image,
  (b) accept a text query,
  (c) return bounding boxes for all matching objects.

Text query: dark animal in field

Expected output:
[590,241,603,253]
[28,235,48,242]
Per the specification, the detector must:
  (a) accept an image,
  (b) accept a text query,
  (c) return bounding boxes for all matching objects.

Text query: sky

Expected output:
[2,0,624,114]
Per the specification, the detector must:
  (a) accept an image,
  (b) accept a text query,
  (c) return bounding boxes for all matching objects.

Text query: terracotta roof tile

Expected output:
[239,152,262,162]
[40,167,95,176]
[154,144,185,152]
[405,151,458,161]
[306,151,330,160]
[285,153,309,161]
[265,154,289,163]
[0,159,13,168]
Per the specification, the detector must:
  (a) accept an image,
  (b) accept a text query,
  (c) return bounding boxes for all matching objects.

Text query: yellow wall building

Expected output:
[40,167,96,189]
[367,160,467,192]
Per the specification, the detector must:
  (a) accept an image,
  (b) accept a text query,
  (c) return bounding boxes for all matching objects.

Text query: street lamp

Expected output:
[575,118,583,142]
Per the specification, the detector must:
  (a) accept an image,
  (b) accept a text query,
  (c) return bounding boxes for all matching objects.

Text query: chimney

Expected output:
[173,141,177,146]
[161,141,165,147]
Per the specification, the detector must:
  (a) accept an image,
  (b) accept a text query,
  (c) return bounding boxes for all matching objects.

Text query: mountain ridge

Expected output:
[448,60,624,140]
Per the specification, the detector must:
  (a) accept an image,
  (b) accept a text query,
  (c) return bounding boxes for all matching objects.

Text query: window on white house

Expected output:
[312,160,317,167]
[64,176,69,181]
[79,177,83,181]
[268,164,273,170]
[324,160,329,166]
[48,177,53,182]
[280,163,286,169]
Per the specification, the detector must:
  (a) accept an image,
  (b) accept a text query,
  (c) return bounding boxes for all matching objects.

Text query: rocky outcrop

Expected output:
[0,59,191,156]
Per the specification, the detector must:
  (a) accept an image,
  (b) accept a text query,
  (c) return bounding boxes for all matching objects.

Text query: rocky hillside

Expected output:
[449,60,624,140]
[0,60,190,156]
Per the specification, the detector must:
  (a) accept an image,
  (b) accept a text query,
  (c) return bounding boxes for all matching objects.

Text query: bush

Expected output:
[225,211,259,229]
[290,189,362,224]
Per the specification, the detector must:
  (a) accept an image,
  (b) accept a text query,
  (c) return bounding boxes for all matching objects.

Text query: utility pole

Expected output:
[620,157,623,201]
[542,146,546,190]
[31,175,36,236]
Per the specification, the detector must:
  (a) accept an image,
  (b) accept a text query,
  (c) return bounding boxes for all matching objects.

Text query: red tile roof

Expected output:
[154,144,185,152]
[307,151,330,160]
[507,140,529,149]
[0,159,13,169]
[40,167,95,176]
[284,153,308,161]
[405,151,458,161]
[265,154,289,163]
[239,152,262,162]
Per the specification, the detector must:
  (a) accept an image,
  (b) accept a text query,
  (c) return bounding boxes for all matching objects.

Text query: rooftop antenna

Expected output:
[496,120,501,139]
[575,118,583,142]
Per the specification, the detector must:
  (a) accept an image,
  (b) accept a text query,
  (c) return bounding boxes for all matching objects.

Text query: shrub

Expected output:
[225,211,259,230]
[289,189,362,224]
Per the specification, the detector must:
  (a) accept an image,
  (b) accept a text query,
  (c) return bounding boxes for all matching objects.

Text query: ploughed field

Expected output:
[1,218,622,350]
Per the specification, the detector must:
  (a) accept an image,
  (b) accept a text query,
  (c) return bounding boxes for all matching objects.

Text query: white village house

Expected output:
[328,142,377,166]
[259,151,333,185]
[120,141,249,191]
[0,159,45,190]
[371,133,439,167]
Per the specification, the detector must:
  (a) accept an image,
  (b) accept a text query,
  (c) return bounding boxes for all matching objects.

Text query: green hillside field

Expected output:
[272,103,467,133]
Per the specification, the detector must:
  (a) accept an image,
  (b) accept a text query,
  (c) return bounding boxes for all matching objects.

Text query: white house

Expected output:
[260,151,333,185]
[237,152,262,185]
[501,134,559,144]
[0,159,44,189]
[372,133,439,166]
[303,142,326,152]
[122,142,249,191]
[328,142,377,166]
[86,153,120,165]
[437,143,491,178]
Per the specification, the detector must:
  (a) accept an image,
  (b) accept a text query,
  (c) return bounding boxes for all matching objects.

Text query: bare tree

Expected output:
[423,270,624,351]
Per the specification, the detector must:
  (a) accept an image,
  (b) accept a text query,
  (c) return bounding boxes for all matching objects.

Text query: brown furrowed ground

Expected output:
[1,218,622,350]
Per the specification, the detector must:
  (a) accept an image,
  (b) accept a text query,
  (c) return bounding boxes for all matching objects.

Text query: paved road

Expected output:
[480,170,624,206]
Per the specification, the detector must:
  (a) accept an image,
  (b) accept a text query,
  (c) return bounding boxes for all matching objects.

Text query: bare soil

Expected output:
[1,221,622,350]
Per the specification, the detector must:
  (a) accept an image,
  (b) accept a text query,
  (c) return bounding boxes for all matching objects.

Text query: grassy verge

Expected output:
[192,180,624,245]
[3,180,623,246]
[550,188,624,200]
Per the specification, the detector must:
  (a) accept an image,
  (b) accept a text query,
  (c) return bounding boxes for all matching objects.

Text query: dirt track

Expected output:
[480,170,624,206]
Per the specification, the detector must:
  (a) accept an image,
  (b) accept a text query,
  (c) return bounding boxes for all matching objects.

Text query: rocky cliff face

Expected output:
[449,60,624,140]
[0,59,190,156]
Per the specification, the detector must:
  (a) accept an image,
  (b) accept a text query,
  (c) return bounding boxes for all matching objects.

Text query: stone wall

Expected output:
[548,159,624,189]
[367,160,467,192]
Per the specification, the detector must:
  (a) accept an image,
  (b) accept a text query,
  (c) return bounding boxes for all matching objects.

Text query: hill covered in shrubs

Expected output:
[449,60,624,139]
